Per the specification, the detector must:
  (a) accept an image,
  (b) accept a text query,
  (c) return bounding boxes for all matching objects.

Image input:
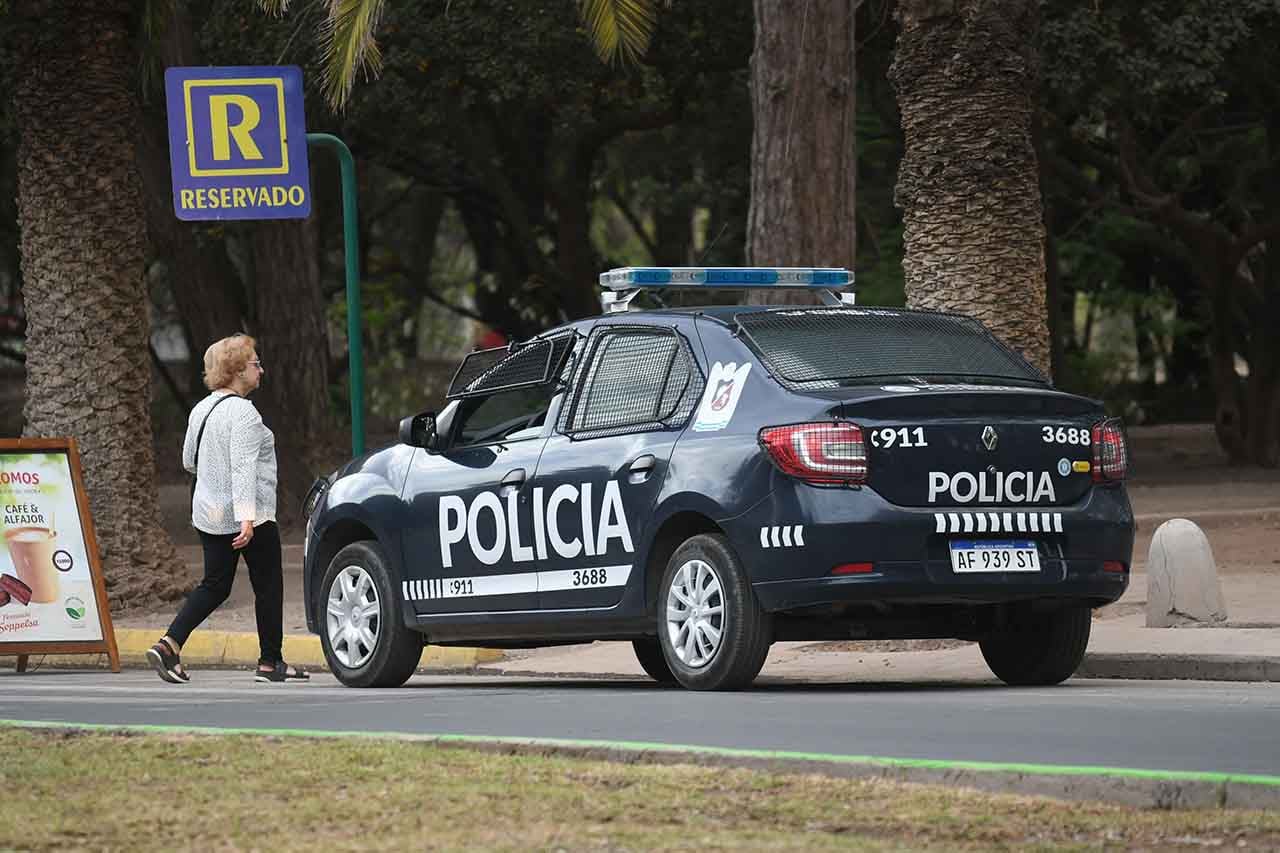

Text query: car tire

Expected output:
[631,639,677,685]
[658,533,772,691]
[979,605,1092,686]
[318,540,423,688]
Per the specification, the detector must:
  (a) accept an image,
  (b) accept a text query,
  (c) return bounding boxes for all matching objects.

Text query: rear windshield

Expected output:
[734,307,1045,387]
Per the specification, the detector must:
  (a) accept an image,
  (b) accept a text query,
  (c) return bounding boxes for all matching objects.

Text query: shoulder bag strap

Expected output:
[192,393,238,491]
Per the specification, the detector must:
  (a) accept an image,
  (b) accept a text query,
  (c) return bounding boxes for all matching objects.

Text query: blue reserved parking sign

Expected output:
[164,65,311,221]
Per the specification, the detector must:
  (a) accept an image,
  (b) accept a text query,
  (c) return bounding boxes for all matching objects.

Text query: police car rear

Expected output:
[717,305,1132,686]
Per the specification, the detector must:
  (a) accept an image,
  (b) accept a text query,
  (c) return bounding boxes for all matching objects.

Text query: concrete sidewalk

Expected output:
[472,617,1280,685]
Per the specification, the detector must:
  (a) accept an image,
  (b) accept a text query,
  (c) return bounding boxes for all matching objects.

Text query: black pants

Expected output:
[167,522,283,665]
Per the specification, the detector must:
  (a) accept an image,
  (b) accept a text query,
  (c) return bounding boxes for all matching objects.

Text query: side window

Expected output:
[562,327,699,436]
[452,384,557,447]
[446,332,578,448]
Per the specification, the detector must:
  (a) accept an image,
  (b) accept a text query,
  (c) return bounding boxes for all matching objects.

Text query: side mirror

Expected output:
[398,411,436,448]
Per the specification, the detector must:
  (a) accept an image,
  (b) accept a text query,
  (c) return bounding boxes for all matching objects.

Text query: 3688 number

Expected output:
[1042,426,1091,446]
[572,568,609,587]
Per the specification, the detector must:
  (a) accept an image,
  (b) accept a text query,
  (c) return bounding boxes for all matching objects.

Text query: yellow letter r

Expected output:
[209,94,263,161]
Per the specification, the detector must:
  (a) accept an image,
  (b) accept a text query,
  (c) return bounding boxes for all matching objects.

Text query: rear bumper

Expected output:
[752,560,1128,611]
[726,482,1134,612]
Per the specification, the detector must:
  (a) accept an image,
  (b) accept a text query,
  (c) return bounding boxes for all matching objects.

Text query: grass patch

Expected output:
[0,727,1277,851]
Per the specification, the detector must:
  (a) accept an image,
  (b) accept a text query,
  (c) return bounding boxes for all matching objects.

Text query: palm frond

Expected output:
[256,0,290,16]
[320,0,385,112]
[578,0,659,65]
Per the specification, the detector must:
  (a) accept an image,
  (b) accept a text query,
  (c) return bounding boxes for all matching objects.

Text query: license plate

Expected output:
[949,540,1041,573]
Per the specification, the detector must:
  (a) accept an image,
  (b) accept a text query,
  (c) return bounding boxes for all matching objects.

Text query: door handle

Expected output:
[629,455,656,473]
[627,455,656,483]
[499,468,526,495]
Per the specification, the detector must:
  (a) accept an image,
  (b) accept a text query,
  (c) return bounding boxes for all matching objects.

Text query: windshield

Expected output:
[735,307,1045,387]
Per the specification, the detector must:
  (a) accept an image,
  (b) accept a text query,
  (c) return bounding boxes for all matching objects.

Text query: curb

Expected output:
[1079,652,1280,682]
[33,629,504,672]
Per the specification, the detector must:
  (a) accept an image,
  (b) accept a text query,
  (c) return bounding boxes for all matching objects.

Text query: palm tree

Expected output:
[259,0,664,110]
[10,0,186,608]
[889,0,1051,376]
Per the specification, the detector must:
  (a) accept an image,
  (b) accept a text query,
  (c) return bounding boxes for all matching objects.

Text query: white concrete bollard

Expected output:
[1146,518,1228,628]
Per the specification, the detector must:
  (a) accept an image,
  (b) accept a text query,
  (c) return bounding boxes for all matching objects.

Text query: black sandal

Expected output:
[146,640,189,684]
[254,661,310,683]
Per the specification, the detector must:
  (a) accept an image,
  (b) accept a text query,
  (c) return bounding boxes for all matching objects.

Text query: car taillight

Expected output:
[1091,419,1128,482]
[759,422,867,485]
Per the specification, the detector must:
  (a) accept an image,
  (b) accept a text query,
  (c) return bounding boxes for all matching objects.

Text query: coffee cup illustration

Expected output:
[3,526,61,603]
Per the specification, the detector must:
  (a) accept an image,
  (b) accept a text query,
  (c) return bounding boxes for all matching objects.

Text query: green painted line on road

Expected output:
[2,717,1277,789]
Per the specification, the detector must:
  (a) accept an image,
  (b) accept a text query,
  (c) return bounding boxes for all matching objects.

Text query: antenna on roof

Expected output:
[598,267,856,314]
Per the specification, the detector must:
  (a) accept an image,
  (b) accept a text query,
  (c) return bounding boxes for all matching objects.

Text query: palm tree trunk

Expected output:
[890,0,1051,377]
[12,0,186,607]
[746,0,856,304]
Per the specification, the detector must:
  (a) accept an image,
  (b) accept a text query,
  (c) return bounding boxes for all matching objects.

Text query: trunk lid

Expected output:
[836,386,1102,508]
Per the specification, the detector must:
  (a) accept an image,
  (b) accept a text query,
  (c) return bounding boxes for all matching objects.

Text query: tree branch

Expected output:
[606,191,658,260]
[577,96,686,159]
[366,266,487,325]
[1226,220,1280,273]
[363,178,419,228]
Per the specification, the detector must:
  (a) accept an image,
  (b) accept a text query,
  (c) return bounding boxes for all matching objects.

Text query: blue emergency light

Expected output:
[598,267,855,312]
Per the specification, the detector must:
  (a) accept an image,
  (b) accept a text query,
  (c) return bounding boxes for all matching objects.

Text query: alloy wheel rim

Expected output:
[326,565,380,668]
[665,558,725,668]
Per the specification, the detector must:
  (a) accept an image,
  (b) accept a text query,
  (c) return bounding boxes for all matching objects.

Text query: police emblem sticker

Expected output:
[693,362,751,432]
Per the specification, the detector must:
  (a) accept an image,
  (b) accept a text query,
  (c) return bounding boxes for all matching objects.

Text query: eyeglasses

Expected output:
[248,360,263,370]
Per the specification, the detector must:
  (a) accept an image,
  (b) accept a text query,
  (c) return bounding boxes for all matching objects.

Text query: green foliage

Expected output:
[852,69,905,307]
[1044,0,1280,121]
[1042,0,1280,448]
[854,222,904,308]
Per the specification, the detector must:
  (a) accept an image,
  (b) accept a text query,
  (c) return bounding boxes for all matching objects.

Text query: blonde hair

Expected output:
[203,334,257,390]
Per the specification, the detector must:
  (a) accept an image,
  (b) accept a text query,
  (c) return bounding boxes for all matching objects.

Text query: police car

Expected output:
[302,267,1133,690]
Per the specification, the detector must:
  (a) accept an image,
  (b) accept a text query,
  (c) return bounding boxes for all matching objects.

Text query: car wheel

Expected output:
[631,639,677,685]
[979,605,1092,686]
[658,533,772,691]
[318,541,423,688]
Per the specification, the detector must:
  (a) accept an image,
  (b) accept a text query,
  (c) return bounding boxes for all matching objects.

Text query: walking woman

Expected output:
[147,334,308,684]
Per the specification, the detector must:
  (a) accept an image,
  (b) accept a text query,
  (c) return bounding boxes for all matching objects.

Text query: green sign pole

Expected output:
[306,133,364,456]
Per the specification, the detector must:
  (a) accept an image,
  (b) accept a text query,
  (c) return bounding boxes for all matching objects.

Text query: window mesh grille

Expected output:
[447,334,574,399]
[735,307,1044,386]
[560,326,700,438]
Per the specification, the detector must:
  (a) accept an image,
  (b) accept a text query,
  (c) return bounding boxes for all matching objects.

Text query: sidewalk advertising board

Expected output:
[0,439,120,672]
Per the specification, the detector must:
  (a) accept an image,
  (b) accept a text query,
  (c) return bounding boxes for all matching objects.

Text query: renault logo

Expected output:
[981,426,998,451]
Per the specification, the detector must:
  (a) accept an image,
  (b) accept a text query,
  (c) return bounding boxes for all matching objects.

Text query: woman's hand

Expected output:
[232,520,255,549]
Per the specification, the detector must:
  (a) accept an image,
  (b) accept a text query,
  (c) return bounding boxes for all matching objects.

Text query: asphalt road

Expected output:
[2,670,1278,777]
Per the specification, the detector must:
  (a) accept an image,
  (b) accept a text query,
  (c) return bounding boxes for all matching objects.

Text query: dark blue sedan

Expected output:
[302,268,1133,689]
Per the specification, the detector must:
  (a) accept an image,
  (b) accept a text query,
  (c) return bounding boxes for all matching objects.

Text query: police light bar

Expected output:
[600,267,853,290]
[598,267,856,313]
